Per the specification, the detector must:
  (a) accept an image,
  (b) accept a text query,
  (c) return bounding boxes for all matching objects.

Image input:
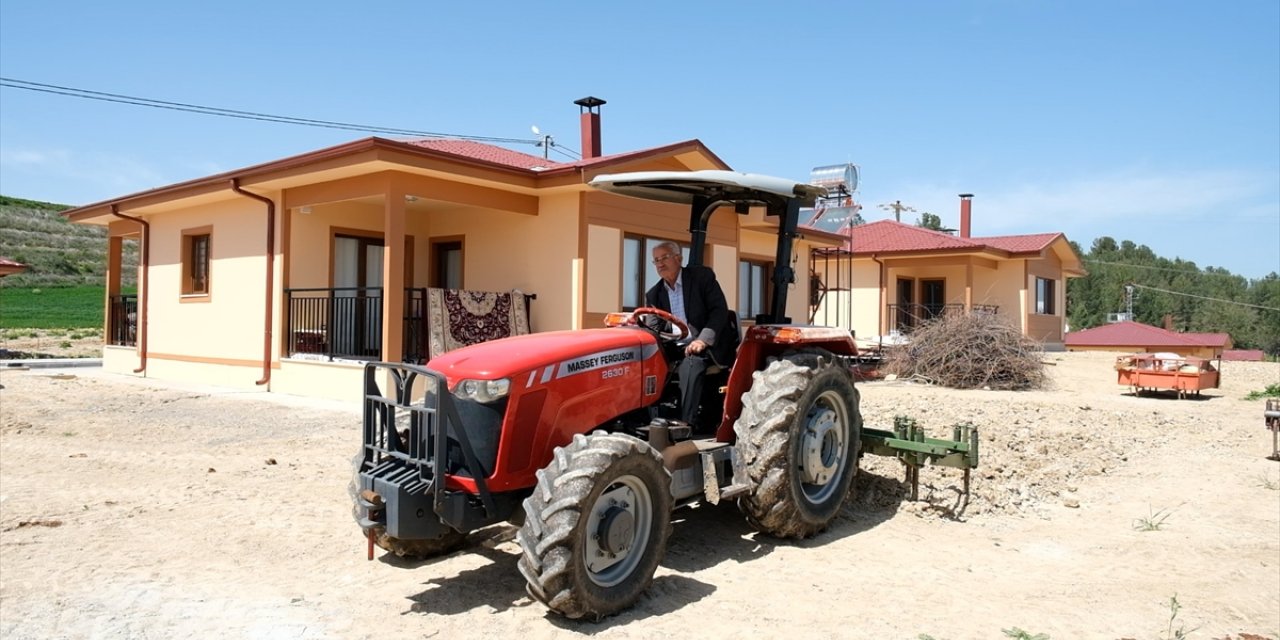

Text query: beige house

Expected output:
[65,99,844,401]
[808,195,1085,348]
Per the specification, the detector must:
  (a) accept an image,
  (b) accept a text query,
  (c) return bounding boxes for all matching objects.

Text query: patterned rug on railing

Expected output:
[427,288,531,360]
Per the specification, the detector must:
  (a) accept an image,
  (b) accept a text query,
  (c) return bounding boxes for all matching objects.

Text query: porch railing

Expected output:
[887,303,999,333]
[285,287,384,361]
[284,287,534,363]
[108,294,137,346]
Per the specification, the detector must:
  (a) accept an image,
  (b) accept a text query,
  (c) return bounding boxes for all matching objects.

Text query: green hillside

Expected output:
[0,195,138,288]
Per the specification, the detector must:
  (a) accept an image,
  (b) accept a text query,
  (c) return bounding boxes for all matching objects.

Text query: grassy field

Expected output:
[0,285,107,328]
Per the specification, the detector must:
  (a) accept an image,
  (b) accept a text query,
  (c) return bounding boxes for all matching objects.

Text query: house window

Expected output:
[738,259,771,321]
[431,238,463,289]
[182,227,212,296]
[1035,277,1056,315]
[622,235,690,310]
[334,234,385,290]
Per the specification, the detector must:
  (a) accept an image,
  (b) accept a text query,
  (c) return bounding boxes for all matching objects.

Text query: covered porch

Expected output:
[879,253,1015,335]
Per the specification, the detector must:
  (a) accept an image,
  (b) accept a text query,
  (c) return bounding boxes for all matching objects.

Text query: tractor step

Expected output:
[700,442,749,505]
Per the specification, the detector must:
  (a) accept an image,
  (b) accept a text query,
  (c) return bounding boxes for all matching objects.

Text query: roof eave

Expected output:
[63,136,554,222]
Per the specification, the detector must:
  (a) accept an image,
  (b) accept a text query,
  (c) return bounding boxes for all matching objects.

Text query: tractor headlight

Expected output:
[454,378,511,404]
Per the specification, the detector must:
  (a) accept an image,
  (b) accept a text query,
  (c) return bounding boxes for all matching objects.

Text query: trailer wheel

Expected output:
[348,454,468,559]
[734,351,861,539]
[517,432,673,620]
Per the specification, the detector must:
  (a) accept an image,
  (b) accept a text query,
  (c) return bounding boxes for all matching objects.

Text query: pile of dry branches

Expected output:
[883,313,1046,390]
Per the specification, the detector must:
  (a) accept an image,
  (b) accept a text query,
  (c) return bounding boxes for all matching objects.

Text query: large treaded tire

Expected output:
[516,432,673,620]
[734,351,861,539]
[348,454,469,559]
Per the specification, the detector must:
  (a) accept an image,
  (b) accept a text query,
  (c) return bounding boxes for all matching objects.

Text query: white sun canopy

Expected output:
[589,170,827,206]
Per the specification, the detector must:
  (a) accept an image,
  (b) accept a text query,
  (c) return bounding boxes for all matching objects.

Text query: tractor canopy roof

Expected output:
[589,170,827,208]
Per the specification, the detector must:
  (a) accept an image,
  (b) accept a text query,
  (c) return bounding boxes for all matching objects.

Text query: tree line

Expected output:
[1065,237,1280,354]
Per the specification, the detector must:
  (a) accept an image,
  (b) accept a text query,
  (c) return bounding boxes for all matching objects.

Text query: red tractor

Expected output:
[354,170,866,619]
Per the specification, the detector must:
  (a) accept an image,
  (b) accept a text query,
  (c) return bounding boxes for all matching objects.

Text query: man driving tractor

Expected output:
[643,240,739,427]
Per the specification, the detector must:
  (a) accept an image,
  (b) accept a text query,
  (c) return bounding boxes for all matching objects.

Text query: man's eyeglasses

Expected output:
[652,254,678,265]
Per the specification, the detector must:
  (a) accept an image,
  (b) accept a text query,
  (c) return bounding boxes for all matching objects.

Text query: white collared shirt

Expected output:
[664,271,688,327]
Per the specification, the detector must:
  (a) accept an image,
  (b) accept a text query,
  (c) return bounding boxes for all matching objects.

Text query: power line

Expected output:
[1127,282,1280,311]
[0,77,539,145]
[548,144,581,161]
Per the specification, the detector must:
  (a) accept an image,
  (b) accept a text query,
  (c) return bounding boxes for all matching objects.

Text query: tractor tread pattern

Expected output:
[517,432,672,620]
[733,351,860,539]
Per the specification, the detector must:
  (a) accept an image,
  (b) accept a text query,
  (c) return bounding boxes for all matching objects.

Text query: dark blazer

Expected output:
[644,265,739,367]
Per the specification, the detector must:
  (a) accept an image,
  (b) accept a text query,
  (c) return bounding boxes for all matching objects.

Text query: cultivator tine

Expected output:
[865,415,980,503]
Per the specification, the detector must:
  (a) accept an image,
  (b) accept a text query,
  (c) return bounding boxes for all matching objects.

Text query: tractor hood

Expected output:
[427,327,659,385]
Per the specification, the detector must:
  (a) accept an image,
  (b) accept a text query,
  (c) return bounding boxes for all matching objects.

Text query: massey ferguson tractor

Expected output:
[352,170,978,620]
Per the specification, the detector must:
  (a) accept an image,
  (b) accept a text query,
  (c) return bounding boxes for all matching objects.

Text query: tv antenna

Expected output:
[531,125,554,159]
[877,199,917,222]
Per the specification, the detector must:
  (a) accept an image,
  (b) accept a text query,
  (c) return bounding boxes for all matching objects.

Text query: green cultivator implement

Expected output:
[861,416,980,501]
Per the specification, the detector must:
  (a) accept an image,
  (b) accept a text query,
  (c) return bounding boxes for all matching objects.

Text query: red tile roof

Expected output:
[849,220,983,253]
[404,139,567,170]
[1183,332,1232,347]
[400,137,721,173]
[1065,321,1228,348]
[843,220,1069,255]
[981,233,1062,253]
[0,258,25,268]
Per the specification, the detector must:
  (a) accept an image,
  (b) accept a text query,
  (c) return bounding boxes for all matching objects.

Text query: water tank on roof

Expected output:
[809,163,859,195]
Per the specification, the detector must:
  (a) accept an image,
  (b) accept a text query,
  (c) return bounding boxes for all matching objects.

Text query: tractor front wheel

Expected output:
[349,454,468,559]
[517,432,673,620]
[734,351,861,539]
[368,528,468,558]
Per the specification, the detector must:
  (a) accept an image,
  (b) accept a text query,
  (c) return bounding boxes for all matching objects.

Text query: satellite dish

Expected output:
[531,125,541,136]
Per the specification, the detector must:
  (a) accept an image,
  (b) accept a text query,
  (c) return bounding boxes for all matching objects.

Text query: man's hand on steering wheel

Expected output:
[629,307,690,342]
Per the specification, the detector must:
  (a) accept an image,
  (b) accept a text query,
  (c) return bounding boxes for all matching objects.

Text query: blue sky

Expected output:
[2,1,1277,278]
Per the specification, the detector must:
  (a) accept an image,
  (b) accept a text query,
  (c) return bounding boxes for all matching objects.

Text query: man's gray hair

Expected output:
[654,241,682,258]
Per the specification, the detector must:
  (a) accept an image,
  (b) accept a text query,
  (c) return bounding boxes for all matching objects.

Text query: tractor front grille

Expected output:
[360,363,507,485]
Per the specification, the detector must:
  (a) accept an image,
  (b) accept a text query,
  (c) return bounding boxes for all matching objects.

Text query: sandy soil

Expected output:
[1,352,1277,639]
[0,329,103,359]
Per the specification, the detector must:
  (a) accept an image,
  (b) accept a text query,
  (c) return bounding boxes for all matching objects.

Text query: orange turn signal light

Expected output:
[603,312,634,327]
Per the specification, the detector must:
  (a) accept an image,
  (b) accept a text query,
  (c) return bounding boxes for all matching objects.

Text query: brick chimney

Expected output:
[575,96,606,159]
[958,193,974,238]
[1163,314,1174,330]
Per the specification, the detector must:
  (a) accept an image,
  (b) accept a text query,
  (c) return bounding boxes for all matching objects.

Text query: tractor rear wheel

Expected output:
[734,351,861,539]
[517,432,673,620]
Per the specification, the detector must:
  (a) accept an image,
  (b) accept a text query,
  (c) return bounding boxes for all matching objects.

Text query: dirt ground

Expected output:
[0,328,103,359]
[1,351,1277,639]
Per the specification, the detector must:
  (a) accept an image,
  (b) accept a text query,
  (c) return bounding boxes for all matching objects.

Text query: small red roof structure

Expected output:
[1065,321,1232,357]
[0,258,27,278]
[1222,349,1266,362]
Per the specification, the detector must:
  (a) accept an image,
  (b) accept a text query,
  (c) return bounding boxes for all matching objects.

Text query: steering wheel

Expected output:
[629,306,690,342]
